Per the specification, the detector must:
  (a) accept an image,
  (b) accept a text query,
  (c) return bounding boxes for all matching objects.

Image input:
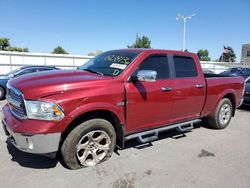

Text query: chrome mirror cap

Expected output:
[137,70,157,82]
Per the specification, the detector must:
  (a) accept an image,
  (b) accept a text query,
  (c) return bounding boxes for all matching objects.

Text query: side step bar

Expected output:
[125,119,201,143]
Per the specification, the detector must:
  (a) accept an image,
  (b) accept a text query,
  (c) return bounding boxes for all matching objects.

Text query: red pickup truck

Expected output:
[2,49,245,169]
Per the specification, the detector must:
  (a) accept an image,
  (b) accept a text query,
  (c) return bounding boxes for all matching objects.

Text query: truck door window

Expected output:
[173,56,197,78]
[138,55,169,80]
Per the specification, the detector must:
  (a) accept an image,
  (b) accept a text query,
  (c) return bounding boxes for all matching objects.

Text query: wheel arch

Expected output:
[222,93,236,116]
[61,109,125,149]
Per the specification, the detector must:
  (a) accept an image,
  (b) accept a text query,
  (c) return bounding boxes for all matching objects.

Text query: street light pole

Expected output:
[183,19,186,51]
[176,13,196,51]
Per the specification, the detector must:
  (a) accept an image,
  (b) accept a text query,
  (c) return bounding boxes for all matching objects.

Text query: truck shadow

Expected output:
[6,141,58,169]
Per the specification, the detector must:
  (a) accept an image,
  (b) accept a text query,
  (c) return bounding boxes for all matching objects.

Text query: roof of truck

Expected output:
[111,48,197,56]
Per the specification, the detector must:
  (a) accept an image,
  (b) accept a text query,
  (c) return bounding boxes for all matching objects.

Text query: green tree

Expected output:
[52,46,68,54]
[0,37,29,52]
[87,50,103,56]
[127,34,151,48]
[197,49,211,61]
[7,46,29,52]
[0,38,10,50]
[219,46,236,62]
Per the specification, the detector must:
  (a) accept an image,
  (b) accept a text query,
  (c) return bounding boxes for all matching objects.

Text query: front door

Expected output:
[125,54,175,133]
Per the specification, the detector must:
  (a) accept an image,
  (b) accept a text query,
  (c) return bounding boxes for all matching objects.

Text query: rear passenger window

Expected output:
[174,56,197,78]
[138,55,169,79]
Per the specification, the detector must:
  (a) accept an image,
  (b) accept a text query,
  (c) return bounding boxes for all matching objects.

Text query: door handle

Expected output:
[161,87,172,92]
[196,84,204,88]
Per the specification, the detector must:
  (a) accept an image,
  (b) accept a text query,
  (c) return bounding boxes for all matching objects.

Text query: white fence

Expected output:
[0,51,92,74]
[0,51,249,75]
[200,61,249,74]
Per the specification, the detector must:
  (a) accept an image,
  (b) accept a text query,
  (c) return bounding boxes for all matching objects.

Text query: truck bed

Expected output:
[201,74,244,117]
[204,73,239,78]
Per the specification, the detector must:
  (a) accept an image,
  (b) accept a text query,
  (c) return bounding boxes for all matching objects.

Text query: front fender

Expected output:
[60,102,125,131]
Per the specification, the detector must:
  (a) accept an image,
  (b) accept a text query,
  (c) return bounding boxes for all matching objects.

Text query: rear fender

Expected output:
[210,89,236,117]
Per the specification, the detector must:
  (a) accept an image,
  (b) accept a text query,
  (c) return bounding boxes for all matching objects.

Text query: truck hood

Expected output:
[9,70,113,99]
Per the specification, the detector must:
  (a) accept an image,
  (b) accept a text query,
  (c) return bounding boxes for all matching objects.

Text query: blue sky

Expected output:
[0,0,249,61]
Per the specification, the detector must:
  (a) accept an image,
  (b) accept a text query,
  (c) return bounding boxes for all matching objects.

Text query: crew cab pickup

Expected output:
[2,49,245,169]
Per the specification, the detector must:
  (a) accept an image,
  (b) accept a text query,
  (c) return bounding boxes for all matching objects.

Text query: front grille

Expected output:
[6,84,26,119]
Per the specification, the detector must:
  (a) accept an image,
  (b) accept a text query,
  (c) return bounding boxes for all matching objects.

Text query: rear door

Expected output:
[170,55,206,122]
[126,54,175,133]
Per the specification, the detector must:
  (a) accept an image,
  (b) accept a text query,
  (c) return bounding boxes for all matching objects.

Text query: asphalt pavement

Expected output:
[0,100,250,188]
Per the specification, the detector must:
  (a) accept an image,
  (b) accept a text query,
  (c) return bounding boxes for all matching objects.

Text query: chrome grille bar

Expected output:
[6,83,27,119]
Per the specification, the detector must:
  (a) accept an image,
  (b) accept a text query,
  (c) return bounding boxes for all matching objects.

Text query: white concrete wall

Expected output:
[200,61,228,74]
[0,51,246,75]
[0,51,92,74]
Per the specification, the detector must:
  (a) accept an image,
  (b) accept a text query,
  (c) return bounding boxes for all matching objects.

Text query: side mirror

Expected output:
[137,70,157,82]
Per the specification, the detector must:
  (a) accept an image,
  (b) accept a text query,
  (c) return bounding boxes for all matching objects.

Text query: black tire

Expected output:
[207,98,233,129]
[0,87,5,100]
[61,118,116,169]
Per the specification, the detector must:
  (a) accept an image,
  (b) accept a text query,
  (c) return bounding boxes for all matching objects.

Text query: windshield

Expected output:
[229,67,242,73]
[79,50,141,76]
[5,68,23,76]
[241,68,250,74]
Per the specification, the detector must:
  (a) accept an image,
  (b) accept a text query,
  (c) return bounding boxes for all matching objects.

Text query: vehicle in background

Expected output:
[2,49,245,169]
[243,76,250,106]
[238,68,250,79]
[220,67,242,75]
[202,69,214,74]
[220,67,250,78]
[0,65,60,100]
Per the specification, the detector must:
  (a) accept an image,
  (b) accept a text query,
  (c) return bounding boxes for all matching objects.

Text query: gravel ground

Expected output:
[0,100,250,188]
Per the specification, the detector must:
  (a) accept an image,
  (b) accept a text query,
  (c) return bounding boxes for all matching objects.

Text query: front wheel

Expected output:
[61,119,116,169]
[207,98,233,129]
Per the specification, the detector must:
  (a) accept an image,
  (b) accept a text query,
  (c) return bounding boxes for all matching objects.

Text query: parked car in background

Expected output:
[202,69,214,74]
[238,68,250,79]
[243,76,250,106]
[0,65,60,100]
[220,67,242,76]
[220,67,250,78]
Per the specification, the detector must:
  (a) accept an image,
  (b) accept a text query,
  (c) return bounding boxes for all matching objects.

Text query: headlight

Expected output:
[25,100,64,121]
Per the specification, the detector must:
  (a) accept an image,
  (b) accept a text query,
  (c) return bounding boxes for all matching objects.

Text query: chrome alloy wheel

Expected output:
[76,130,111,167]
[219,103,231,126]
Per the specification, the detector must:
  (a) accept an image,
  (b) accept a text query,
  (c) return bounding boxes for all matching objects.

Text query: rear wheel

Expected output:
[61,119,116,169]
[0,87,5,100]
[207,98,233,129]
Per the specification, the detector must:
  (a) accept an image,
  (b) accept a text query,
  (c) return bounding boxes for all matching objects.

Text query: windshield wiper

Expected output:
[83,68,104,76]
